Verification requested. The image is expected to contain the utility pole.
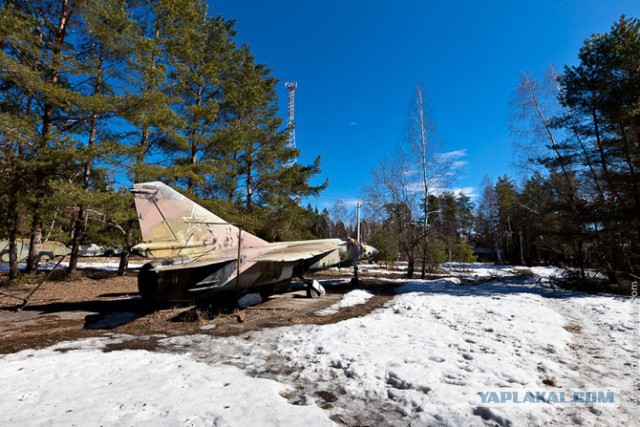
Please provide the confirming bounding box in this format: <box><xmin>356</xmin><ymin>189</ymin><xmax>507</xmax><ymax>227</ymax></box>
<box><xmin>356</xmin><ymin>202</ymin><xmax>361</xmax><ymax>243</ymax></box>
<box><xmin>352</xmin><ymin>201</ymin><xmax>362</xmax><ymax>286</ymax></box>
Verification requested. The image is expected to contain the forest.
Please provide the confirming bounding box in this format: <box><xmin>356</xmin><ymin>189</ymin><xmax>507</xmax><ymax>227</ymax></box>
<box><xmin>480</xmin><ymin>15</ymin><xmax>640</xmax><ymax>285</ymax></box>
<box><xmin>350</xmin><ymin>15</ymin><xmax>639</xmax><ymax>285</ymax></box>
<box><xmin>0</xmin><ymin>1</ymin><xmax>638</xmax><ymax>286</ymax></box>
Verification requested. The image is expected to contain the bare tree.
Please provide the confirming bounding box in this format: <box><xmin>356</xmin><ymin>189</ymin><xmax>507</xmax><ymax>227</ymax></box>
<box><xmin>509</xmin><ymin>70</ymin><xmax>596</xmax><ymax>277</ymax></box>
<box><xmin>406</xmin><ymin>84</ymin><xmax>451</xmax><ymax>277</ymax></box>
<box><xmin>510</xmin><ymin>70</ymin><xmax>563</xmax><ymax>174</ymax></box>
<box><xmin>364</xmin><ymin>149</ymin><xmax>419</xmax><ymax>277</ymax></box>
<box><xmin>475</xmin><ymin>175</ymin><xmax>502</xmax><ymax>264</ymax></box>
<box><xmin>331</xmin><ymin>200</ymin><xmax>350</xmax><ymax>237</ymax></box>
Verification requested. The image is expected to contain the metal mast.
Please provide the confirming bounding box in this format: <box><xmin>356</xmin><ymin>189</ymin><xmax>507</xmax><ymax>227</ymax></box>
<box><xmin>285</xmin><ymin>81</ymin><xmax>297</xmax><ymax>163</ymax></box>
<box><xmin>356</xmin><ymin>202</ymin><xmax>361</xmax><ymax>243</ymax></box>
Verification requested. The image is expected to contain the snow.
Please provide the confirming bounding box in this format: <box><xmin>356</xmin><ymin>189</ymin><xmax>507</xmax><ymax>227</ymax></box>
<box><xmin>361</xmin><ymin>262</ymin><xmax>567</xmax><ymax>280</ymax></box>
<box><xmin>0</xmin><ymin>349</ymin><xmax>332</xmax><ymax>427</ymax></box>
<box><xmin>315</xmin><ymin>289</ymin><xmax>374</xmax><ymax>316</ymax></box>
<box><xmin>0</xmin><ymin>260</ymin><xmax>144</xmax><ymax>272</ymax></box>
<box><xmin>1</xmin><ymin>264</ymin><xmax>638</xmax><ymax>426</ymax></box>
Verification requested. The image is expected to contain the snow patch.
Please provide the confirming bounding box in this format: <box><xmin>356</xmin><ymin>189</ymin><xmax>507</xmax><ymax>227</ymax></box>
<box><xmin>0</xmin><ymin>350</ymin><xmax>332</xmax><ymax>426</ymax></box>
<box><xmin>1</xmin><ymin>266</ymin><xmax>637</xmax><ymax>426</ymax></box>
<box><xmin>0</xmin><ymin>261</ymin><xmax>143</xmax><ymax>272</ymax></box>
<box><xmin>315</xmin><ymin>289</ymin><xmax>374</xmax><ymax>316</ymax></box>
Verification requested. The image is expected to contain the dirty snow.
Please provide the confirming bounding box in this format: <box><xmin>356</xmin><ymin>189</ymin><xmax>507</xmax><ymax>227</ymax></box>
<box><xmin>1</xmin><ymin>265</ymin><xmax>638</xmax><ymax>426</ymax></box>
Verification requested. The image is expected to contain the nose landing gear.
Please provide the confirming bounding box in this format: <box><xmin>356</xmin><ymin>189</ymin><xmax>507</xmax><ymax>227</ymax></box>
<box><xmin>304</xmin><ymin>279</ymin><xmax>326</xmax><ymax>298</ymax></box>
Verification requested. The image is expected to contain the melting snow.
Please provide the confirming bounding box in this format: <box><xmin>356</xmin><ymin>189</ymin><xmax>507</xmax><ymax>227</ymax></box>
<box><xmin>1</xmin><ymin>265</ymin><xmax>638</xmax><ymax>426</ymax></box>
<box><xmin>315</xmin><ymin>289</ymin><xmax>374</xmax><ymax>316</ymax></box>
<box><xmin>0</xmin><ymin>260</ymin><xmax>144</xmax><ymax>273</ymax></box>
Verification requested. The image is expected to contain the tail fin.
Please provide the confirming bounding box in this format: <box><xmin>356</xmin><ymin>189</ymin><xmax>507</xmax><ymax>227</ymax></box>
<box><xmin>131</xmin><ymin>182</ymin><xmax>267</xmax><ymax>257</ymax></box>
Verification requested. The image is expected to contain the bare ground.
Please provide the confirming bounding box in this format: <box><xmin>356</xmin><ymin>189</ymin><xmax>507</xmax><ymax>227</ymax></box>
<box><xmin>0</xmin><ymin>262</ymin><xmax>399</xmax><ymax>355</ymax></box>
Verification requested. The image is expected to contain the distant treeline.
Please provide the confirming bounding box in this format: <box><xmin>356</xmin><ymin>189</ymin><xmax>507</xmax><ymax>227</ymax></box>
<box><xmin>360</xmin><ymin>16</ymin><xmax>639</xmax><ymax>284</ymax></box>
<box><xmin>501</xmin><ymin>16</ymin><xmax>639</xmax><ymax>283</ymax></box>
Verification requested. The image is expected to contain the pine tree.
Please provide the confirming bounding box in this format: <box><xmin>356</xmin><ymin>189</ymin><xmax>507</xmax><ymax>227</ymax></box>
<box><xmin>494</xmin><ymin>176</ymin><xmax>519</xmax><ymax>264</ymax></box>
<box><xmin>114</xmin><ymin>0</ymin><xmax>205</xmax><ymax>273</ymax></box>
<box><xmin>518</xmin><ymin>173</ymin><xmax>552</xmax><ymax>265</ymax></box>
<box><xmin>160</xmin><ymin>10</ymin><xmax>236</xmax><ymax>192</ymax></box>
<box><xmin>0</xmin><ymin>1</ymin><xmax>39</xmax><ymax>278</ymax></box>
<box><xmin>196</xmin><ymin>43</ymin><xmax>327</xmax><ymax>238</ymax></box>
<box><xmin>66</xmin><ymin>0</ymin><xmax>139</xmax><ymax>273</ymax></box>
<box><xmin>0</xmin><ymin>0</ymin><xmax>90</xmax><ymax>273</ymax></box>
<box><xmin>557</xmin><ymin>15</ymin><xmax>640</xmax><ymax>277</ymax></box>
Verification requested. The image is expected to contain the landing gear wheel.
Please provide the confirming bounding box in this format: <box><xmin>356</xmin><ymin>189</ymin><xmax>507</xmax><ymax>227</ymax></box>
<box><xmin>307</xmin><ymin>286</ymin><xmax>322</xmax><ymax>299</ymax></box>
<box><xmin>305</xmin><ymin>279</ymin><xmax>326</xmax><ymax>299</ymax></box>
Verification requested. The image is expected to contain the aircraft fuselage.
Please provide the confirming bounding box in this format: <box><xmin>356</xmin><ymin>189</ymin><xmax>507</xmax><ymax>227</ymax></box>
<box><xmin>131</xmin><ymin>182</ymin><xmax>377</xmax><ymax>304</ymax></box>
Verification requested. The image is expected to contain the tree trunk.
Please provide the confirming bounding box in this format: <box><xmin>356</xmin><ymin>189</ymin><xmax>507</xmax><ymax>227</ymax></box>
<box><xmin>187</xmin><ymin>86</ymin><xmax>203</xmax><ymax>191</ymax></box>
<box><xmin>406</xmin><ymin>253</ymin><xmax>414</xmax><ymax>278</ymax></box>
<box><xmin>519</xmin><ymin>229</ymin><xmax>525</xmax><ymax>265</ymax></box>
<box><xmin>27</xmin><ymin>0</ymin><xmax>72</xmax><ymax>274</ymax></box>
<box><xmin>246</xmin><ymin>159</ymin><xmax>253</xmax><ymax>211</ymax></box>
<box><xmin>7</xmin><ymin>192</ymin><xmax>20</xmax><ymax>280</ymax></box>
<box><xmin>67</xmin><ymin>207</ymin><xmax>84</xmax><ymax>274</ymax></box>
<box><xmin>117</xmin><ymin>218</ymin><xmax>135</xmax><ymax>276</ymax></box>
<box><xmin>68</xmin><ymin>43</ymin><xmax>104</xmax><ymax>274</ymax></box>
<box><xmin>420</xmin><ymin>241</ymin><xmax>427</xmax><ymax>278</ymax></box>
<box><xmin>26</xmin><ymin>218</ymin><xmax>42</xmax><ymax>273</ymax></box>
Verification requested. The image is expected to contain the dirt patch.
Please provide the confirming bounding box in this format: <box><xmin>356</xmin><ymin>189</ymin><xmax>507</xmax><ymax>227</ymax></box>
<box><xmin>563</xmin><ymin>325</ymin><xmax>582</xmax><ymax>334</ymax></box>
<box><xmin>103</xmin><ymin>336</ymin><xmax>164</xmax><ymax>353</ymax></box>
<box><xmin>0</xmin><ymin>269</ymin><xmax>398</xmax><ymax>354</ymax></box>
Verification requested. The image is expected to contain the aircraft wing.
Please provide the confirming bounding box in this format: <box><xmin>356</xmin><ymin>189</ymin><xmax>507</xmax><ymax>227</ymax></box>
<box><xmin>250</xmin><ymin>242</ymin><xmax>341</xmax><ymax>263</ymax></box>
<box><xmin>154</xmin><ymin>254</ymin><xmax>238</xmax><ymax>271</ymax></box>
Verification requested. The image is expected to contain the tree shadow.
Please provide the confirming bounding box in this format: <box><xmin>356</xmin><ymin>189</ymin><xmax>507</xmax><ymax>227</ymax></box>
<box><xmin>20</xmin><ymin>297</ymin><xmax>153</xmax><ymax>329</ymax></box>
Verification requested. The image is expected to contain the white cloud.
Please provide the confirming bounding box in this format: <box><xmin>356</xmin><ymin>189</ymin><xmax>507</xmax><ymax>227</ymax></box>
<box><xmin>437</xmin><ymin>149</ymin><xmax>468</xmax><ymax>162</ymax></box>
<box><xmin>406</xmin><ymin>180</ymin><xmax>477</xmax><ymax>200</ymax></box>
<box><xmin>451</xmin><ymin>160</ymin><xmax>467</xmax><ymax>169</ymax></box>
<box><xmin>449</xmin><ymin>186</ymin><xmax>477</xmax><ymax>199</ymax></box>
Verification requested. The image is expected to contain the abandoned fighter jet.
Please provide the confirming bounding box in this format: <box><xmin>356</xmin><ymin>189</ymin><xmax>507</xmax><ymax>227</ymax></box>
<box><xmin>131</xmin><ymin>182</ymin><xmax>378</xmax><ymax>304</ymax></box>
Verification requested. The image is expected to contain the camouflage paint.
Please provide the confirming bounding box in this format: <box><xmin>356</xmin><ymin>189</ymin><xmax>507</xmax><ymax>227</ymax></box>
<box><xmin>0</xmin><ymin>239</ymin><xmax>71</xmax><ymax>262</ymax></box>
<box><xmin>131</xmin><ymin>182</ymin><xmax>378</xmax><ymax>303</ymax></box>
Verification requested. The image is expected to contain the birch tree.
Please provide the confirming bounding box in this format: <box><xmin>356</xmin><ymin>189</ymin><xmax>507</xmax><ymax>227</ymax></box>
<box><xmin>406</xmin><ymin>84</ymin><xmax>451</xmax><ymax>277</ymax></box>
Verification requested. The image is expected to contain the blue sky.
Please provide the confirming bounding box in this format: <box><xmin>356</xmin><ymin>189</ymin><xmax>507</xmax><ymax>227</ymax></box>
<box><xmin>211</xmin><ymin>0</ymin><xmax>640</xmax><ymax>209</ymax></box>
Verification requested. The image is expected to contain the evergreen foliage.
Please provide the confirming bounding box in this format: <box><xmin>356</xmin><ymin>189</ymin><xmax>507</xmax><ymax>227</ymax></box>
<box><xmin>2</xmin><ymin>6</ymin><xmax>637</xmax><ymax>286</ymax></box>
<box><xmin>506</xmin><ymin>15</ymin><xmax>640</xmax><ymax>281</ymax></box>
<box><xmin>0</xmin><ymin>0</ymin><xmax>326</xmax><ymax>280</ymax></box>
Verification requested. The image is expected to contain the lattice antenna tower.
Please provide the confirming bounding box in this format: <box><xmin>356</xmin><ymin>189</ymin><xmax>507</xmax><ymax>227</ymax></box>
<box><xmin>285</xmin><ymin>81</ymin><xmax>297</xmax><ymax>163</ymax></box>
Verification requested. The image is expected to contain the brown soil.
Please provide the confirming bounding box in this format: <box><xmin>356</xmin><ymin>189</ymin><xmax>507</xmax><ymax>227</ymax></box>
<box><xmin>0</xmin><ymin>262</ymin><xmax>400</xmax><ymax>355</ymax></box>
